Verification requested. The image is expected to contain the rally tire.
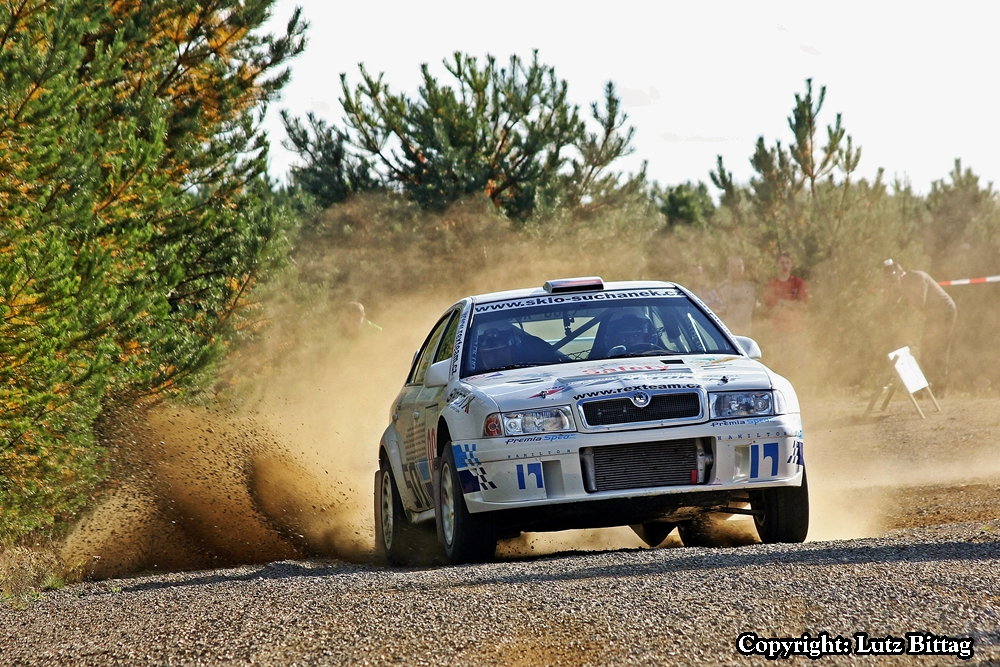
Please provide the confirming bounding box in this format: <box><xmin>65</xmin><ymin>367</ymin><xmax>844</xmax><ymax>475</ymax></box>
<box><xmin>630</xmin><ymin>522</ymin><xmax>676</xmax><ymax>548</ymax></box>
<box><xmin>435</xmin><ymin>443</ymin><xmax>497</xmax><ymax>564</ymax></box>
<box><xmin>751</xmin><ymin>468</ymin><xmax>810</xmax><ymax>544</ymax></box>
<box><xmin>374</xmin><ymin>454</ymin><xmax>421</xmax><ymax>566</ymax></box>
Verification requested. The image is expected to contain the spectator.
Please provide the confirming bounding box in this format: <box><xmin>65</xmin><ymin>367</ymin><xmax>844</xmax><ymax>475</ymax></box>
<box><xmin>764</xmin><ymin>252</ymin><xmax>809</xmax><ymax>332</ymax></box>
<box><xmin>760</xmin><ymin>253</ymin><xmax>810</xmax><ymax>381</ymax></box>
<box><xmin>339</xmin><ymin>301</ymin><xmax>382</xmax><ymax>339</ymax></box>
<box><xmin>684</xmin><ymin>264</ymin><xmax>724</xmax><ymax>313</ymax></box>
<box><xmin>715</xmin><ymin>256</ymin><xmax>756</xmax><ymax>336</ymax></box>
<box><xmin>884</xmin><ymin>259</ymin><xmax>957</xmax><ymax>396</ymax></box>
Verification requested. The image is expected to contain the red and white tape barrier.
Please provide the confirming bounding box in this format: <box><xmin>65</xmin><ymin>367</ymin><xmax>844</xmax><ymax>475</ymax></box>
<box><xmin>937</xmin><ymin>275</ymin><xmax>1000</xmax><ymax>286</ymax></box>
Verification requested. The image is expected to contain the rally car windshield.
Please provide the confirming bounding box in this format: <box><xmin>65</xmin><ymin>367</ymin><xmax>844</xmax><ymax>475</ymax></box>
<box><xmin>461</xmin><ymin>290</ymin><xmax>738</xmax><ymax>377</ymax></box>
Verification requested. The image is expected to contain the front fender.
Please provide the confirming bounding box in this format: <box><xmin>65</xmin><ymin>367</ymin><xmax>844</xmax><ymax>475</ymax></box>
<box><xmin>440</xmin><ymin>382</ymin><xmax>499</xmax><ymax>441</ymax></box>
<box><xmin>378</xmin><ymin>423</ymin><xmax>411</xmax><ymax>508</ymax></box>
<box><xmin>767</xmin><ymin>370</ymin><xmax>801</xmax><ymax>414</ymax></box>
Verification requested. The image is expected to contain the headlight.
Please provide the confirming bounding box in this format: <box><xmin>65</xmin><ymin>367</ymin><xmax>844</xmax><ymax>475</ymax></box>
<box><xmin>489</xmin><ymin>407</ymin><xmax>575</xmax><ymax>436</ymax></box>
<box><xmin>709</xmin><ymin>391</ymin><xmax>774</xmax><ymax>420</ymax></box>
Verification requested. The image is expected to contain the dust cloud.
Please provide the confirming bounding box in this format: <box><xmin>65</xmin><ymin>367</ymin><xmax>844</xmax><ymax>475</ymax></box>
<box><xmin>804</xmin><ymin>396</ymin><xmax>1000</xmax><ymax>541</ymax></box>
<box><xmin>62</xmin><ymin>410</ymin><xmax>295</xmax><ymax>578</ymax></box>
<box><xmin>62</xmin><ymin>293</ymin><xmax>454</xmax><ymax>576</ymax></box>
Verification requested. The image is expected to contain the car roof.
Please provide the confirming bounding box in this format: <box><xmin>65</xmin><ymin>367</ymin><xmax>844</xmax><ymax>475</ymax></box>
<box><xmin>470</xmin><ymin>279</ymin><xmax>682</xmax><ymax>304</ymax></box>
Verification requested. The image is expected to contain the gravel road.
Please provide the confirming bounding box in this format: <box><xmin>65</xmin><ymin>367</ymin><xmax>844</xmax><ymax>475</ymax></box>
<box><xmin>7</xmin><ymin>397</ymin><xmax>1000</xmax><ymax>666</ymax></box>
<box><xmin>3</xmin><ymin>520</ymin><xmax>999</xmax><ymax>666</ymax></box>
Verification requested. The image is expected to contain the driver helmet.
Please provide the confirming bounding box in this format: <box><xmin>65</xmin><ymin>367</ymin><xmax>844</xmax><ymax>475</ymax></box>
<box><xmin>607</xmin><ymin>314</ymin><xmax>657</xmax><ymax>349</ymax></box>
<box><xmin>478</xmin><ymin>326</ymin><xmax>519</xmax><ymax>369</ymax></box>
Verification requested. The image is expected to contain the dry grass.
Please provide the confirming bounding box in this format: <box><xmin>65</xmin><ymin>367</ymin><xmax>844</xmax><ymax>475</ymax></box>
<box><xmin>0</xmin><ymin>546</ymin><xmax>85</xmax><ymax>608</ymax></box>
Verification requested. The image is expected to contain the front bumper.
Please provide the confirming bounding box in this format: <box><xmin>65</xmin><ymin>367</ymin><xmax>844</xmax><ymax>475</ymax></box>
<box><xmin>451</xmin><ymin>414</ymin><xmax>805</xmax><ymax>515</ymax></box>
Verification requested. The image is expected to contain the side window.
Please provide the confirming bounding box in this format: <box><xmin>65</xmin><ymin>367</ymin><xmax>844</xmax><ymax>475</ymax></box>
<box><xmin>433</xmin><ymin>309</ymin><xmax>462</xmax><ymax>364</ymax></box>
<box><xmin>408</xmin><ymin>313</ymin><xmax>453</xmax><ymax>385</ymax></box>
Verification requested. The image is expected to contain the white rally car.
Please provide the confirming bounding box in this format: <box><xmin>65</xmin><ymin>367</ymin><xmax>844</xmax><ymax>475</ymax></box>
<box><xmin>375</xmin><ymin>277</ymin><xmax>808</xmax><ymax>564</ymax></box>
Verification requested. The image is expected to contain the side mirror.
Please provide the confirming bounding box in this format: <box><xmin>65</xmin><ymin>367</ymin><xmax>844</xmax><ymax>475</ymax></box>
<box><xmin>733</xmin><ymin>336</ymin><xmax>762</xmax><ymax>360</ymax></box>
<box><xmin>424</xmin><ymin>359</ymin><xmax>451</xmax><ymax>387</ymax></box>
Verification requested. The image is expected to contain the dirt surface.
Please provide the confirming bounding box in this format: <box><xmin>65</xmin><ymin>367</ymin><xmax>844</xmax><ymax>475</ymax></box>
<box><xmin>0</xmin><ymin>394</ymin><xmax>996</xmax><ymax>665</ymax></box>
<box><xmin>2</xmin><ymin>521</ymin><xmax>999</xmax><ymax>666</ymax></box>
<box><xmin>804</xmin><ymin>394</ymin><xmax>1000</xmax><ymax>538</ymax></box>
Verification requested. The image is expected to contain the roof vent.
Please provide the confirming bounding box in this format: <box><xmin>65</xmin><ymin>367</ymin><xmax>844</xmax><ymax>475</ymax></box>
<box><xmin>543</xmin><ymin>277</ymin><xmax>605</xmax><ymax>294</ymax></box>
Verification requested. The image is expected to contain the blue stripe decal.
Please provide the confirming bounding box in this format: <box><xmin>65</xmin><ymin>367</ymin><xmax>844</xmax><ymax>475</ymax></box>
<box><xmin>452</xmin><ymin>443</ymin><xmax>478</xmax><ymax>469</ymax></box>
<box><xmin>458</xmin><ymin>468</ymin><xmax>481</xmax><ymax>494</ymax></box>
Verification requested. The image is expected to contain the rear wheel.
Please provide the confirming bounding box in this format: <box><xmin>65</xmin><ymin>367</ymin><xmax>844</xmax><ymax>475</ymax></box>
<box><xmin>751</xmin><ymin>469</ymin><xmax>810</xmax><ymax>544</ymax></box>
<box><xmin>630</xmin><ymin>522</ymin><xmax>676</xmax><ymax>547</ymax></box>
<box><xmin>436</xmin><ymin>443</ymin><xmax>496</xmax><ymax>564</ymax></box>
<box><xmin>374</xmin><ymin>455</ymin><xmax>422</xmax><ymax>565</ymax></box>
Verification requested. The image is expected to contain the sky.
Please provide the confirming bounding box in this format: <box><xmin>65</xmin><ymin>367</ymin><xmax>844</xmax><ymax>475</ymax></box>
<box><xmin>259</xmin><ymin>1</ymin><xmax>1000</xmax><ymax>195</ymax></box>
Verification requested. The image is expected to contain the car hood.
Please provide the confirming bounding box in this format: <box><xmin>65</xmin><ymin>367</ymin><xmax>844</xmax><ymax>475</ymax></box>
<box><xmin>461</xmin><ymin>355</ymin><xmax>773</xmax><ymax>410</ymax></box>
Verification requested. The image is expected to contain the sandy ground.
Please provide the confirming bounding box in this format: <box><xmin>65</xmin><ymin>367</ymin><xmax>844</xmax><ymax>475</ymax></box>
<box><xmin>805</xmin><ymin>394</ymin><xmax>1000</xmax><ymax>536</ymax></box>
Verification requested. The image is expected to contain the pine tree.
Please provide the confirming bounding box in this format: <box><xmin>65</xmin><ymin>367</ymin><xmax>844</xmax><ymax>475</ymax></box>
<box><xmin>926</xmin><ymin>159</ymin><xmax>994</xmax><ymax>264</ymax></box>
<box><xmin>787</xmin><ymin>78</ymin><xmax>843</xmax><ymax>198</ymax></box>
<box><xmin>280</xmin><ymin>111</ymin><xmax>379</xmax><ymax>209</ymax></box>
<box><xmin>748</xmin><ymin>137</ymin><xmax>799</xmax><ymax>252</ymax></box>
<box><xmin>652</xmin><ymin>181</ymin><xmax>716</xmax><ymax>226</ymax></box>
<box><xmin>0</xmin><ymin>0</ymin><xmax>304</xmax><ymax>539</ymax></box>
<box><xmin>709</xmin><ymin>155</ymin><xmax>743</xmax><ymax>224</ymax></box>
<box><xmin>337</xmin><ymin>51</ymin><xmax>635</xmax><ymax>219</ymax></box>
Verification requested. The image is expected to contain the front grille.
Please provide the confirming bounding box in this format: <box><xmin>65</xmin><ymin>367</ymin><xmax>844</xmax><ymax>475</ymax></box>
<box><xmin>581</xmin><ymin>392</ymin><xmax>701</xmax><ymax>427</ymax></box>
<box><xmin>582</xmin><ymin>439</ymin><xmax>700</xmax><ymax>492</ymax></box>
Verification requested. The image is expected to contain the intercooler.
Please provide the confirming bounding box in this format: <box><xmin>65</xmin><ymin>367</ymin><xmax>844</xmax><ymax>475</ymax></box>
<box><xmin>580</xmin><ymin>438</ymin><xmax>712</xmax><ymax>493</ymax></box>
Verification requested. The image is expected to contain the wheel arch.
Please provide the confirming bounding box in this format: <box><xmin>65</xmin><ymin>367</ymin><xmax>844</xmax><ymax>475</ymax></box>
<box><xmin>379</xmin><ymin>425</ymin><xmax>407</xmax><ymax>494</ymax></box>
<box><xmin>436</xmin><ymin>416</ymin><xmax>453</xmax><ymax>460</ymax></box>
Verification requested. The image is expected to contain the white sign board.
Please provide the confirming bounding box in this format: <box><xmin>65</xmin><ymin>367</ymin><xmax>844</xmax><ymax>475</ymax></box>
<box><xmin>888</xmin><ymin>346</ymin><xmax>929</xmax><ymax>394</ymax></box>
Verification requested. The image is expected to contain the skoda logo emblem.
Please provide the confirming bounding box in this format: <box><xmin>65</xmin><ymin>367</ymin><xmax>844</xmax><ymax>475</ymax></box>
<box><xmin>630</xmin><ymin>391</ymin><xmax>651</xmax><ymax>407</ymax></box>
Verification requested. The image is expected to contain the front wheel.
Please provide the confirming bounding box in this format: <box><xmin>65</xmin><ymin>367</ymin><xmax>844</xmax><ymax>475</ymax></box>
<box><xmin>436</xmin><ymin>443</ymin><xmax>496</xmax><ymax>564</ymax></box>
<box><xmin>750</xmin><ymin>469</ymin><xmax>810</xmax><ymax>544</ymax></box>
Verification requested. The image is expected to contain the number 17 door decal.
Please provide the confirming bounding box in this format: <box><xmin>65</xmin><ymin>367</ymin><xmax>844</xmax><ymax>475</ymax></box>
<box><xmin>750</xmin><ymin>442</ymin><xmax>779</xmax><ymax>479</ymax></box>
<box><xmin>516</xmin><ymin>463</ymin><xmax>543</xmax><ymax>490</ymax></box>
